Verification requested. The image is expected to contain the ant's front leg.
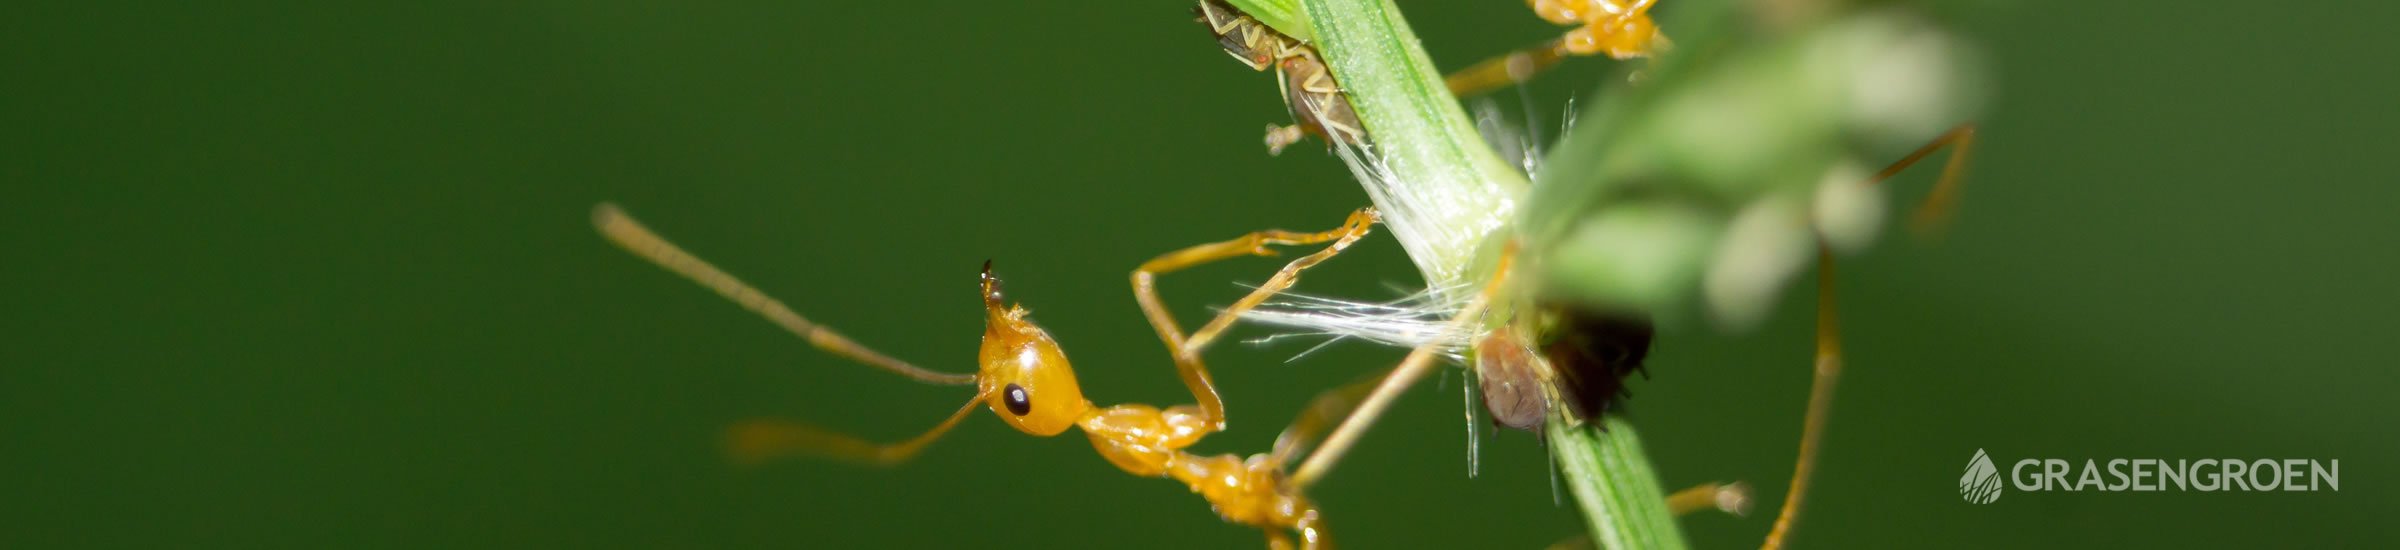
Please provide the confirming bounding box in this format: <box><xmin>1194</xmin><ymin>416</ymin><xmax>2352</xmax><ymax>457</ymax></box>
<box><xmin>1130</xmin><ymin>207</ymin><xmax>1380</xmax><ymax>430</ymax></box>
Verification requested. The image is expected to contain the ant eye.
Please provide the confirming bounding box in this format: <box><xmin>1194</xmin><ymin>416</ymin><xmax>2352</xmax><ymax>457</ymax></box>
<box><xmin>1002</xmin><ymin>383</ymin><xmax>1032</xmax><ymax>416</ymax></box>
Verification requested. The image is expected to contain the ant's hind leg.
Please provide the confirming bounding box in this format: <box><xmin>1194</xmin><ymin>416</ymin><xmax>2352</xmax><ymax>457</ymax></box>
<box><xmin>1760</xmin><ymin>247</ymin><xmax>1842</xmax><ymax>550</ymax></box>
<box><xmin>1761</xmin><ymin>125</ymin><xmax>1973</xmax><ymax>547</ymax></box>
<box><xmin>1131</xmin><ymin>207</ymin><xmax>1379</xmax><ymax>429</ymax></box>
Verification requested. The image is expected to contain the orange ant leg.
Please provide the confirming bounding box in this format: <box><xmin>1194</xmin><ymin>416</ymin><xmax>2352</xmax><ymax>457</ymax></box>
<box><xmin>1291</xmin><ymin>291</ymin><xmax>1491</xmax><ymax>488</ymax></box>
<box><xmin>1448</xmin><ymin>0</ymin><xmax>1667</xmax><ymax>99</ymax></box>
<box><xmin>1878</xmin><ymin>124</ymin><xmax>1979</xmax><ymax>234</ymax></box>
<box><xmin>1268</xmin><ymin>370</ymin><xmax>1387</xmax><ymax>466</ymax></box>
<box><xmin>592</xmin><ymin>204</ymin><xmax>975</xmax><ymax>386</ymax></box>
<box><xmin>1291</xmin><ymin>249</ymin><xmax>1515</xmax><ymax>488</ymax></box>
<box><xmin>1262</xmin><ymin>515</ymin><xmax>1333</xmax><ymax>550</ymax></box>
<box><xmin>1183</xmin><ymin>208</ymin><xmax>1379</xmax><ymax>354</ymax></box>
<box><xmin>1443</xmin><ymin>40</ymin><xmax>1569</xmax><ymax>99</ymax></box>
<box><xmin>1762</xmin><ymin>124</ymin><xmax>1977</xmax><ymax>548</ymax></box>
<box><xmin>1760</xmin><ymin>245</ymin><xmax>1840</xmax><ymax>550</ymax></box>
<box><xmin>725</xmin><ymin>394</ymin><xmax>985</xmax><ymax>466</ymax></box>
<box><xmin>1132</xmin><ymin>208</ymin><xmax>1379</xmax><ymax>429</ymax></box>
<box><xmin>1665</xmin><ymin>481</ymin><xmax>1753</xmax><ymax>517</ymax></box>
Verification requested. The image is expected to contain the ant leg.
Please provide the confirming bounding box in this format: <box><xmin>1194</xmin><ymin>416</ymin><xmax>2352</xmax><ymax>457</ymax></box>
<box><xmin>1269</xmin><ymin>369</ymin><xmax>1387</xmax><ymax>466</ymax></box>
<box><xmin>1546</xmin><ymin>475</ymin><xmax>1743</xmax><ymax>544</ymax></box>
<box><xmin>1443</xmin><ymin>39</ymin><xmax>1568</xmax><ymax>99</ymax></box>
<box><xmin>1665</xmin><ymin>481</ymin><xmax>1753</xmax><ymax>517</ymax></box>
<box><xmin>724</xmin><ymin>394</ymin><xmax>985</xmax><ymax>466</ymax></box>
<box><xmin>1760</xmin><ymin>246</ymin><xmax>1840</xmax><ymax>550</ymax></box>
<box><xmin>1875</xmin><ymin>124</ymin><xmax>1979</xmax><ymax>233</ymax></box>
<box><xmin>1183</xmin><ymin>208</ymin><xmax>1379</xmax><ymax>354</ymax></box>
<box><xmin>1291</xmin><ymin>249</ymin><xmax>1513</xmax><ymax>488</ymax></box>
<box><xmin>1762</xmin><ymin>125</ymin><xmax>1973</xmax><ymax>547</ymax></box>
<box><xmin>1289</xmin><ymin>294</ymin><xmax>1487</xmax><ymax>488</ymax></box>
<box><xmin>1294</xmin><ymin>512</ymin><xmax>1331</xmax><ymax>550</ymax></box>
<box><xmin>1448</xmin><ymin>0</ymin><xmax>1666</xmax><ymax>98</ymax></box>
<box><xmin>1132</xmin><ymin>207</ymin><xmax>1379</xmax><ymax>430</ymax></box>
<box><xmin>593</xmin><ymin>203</ymin><xmax>976</xmax><ymax>385</ymax></box>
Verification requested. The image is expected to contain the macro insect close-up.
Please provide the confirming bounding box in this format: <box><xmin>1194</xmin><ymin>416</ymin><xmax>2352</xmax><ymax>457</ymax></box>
<box><xmin>8</xmin><ymin>0</ymin><xmax>2394</xmax><ymax>548</ymax></box>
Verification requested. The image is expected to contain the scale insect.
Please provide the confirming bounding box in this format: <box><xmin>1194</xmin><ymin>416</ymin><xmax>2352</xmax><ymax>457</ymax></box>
<box><xmin>1195</xmin><ymin>0</ymin><xmax>1365</xmax><ymax>155</ymax></box>
<box><xmin>594</xmin><ymin>202</ymin><xmax>1425</xmax><ymax>548</ymax></box>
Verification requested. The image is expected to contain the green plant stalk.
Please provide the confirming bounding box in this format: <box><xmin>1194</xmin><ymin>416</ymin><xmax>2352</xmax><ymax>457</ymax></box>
<box><xmin>1300</xmin><ymin>0</ymin><xmax>1526</xmax><ymax>296</ymax></box>
<box><xmin>1550</xmin><ymin>416</ymin><xmax>1691</xmax><ymax>550</ymax></box>
<box><xmin>1292</xmin><ymin>0</ymin><xmax>1685</xmax><ymax>546</ymax></box>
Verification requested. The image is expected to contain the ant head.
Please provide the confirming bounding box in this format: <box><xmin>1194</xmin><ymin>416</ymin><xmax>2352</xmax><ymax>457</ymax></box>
<box><xmin>974</xmin><ymin>261</ymin><xmax>1092</xmax><ymax>436</ymax></box>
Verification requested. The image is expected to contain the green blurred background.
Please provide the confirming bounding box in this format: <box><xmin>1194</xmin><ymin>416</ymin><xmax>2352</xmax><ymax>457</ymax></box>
<box><xmin>5</xmin><ymin>1</ymin><xmax>2395</xmax><ymax>548</ymax></box>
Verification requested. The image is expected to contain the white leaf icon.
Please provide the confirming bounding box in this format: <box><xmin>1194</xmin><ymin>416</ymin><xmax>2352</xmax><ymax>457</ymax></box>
<box><xmin>1960</xmin><ymin>448</ymin><xmax>2003</xmax><ymax>504</ymax></box>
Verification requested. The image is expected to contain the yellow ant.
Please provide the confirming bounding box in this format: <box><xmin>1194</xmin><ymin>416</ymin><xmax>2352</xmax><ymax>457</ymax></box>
<box><xmin>594</xmin><ymin>202</ymin><xmax>1388</xmax><ymax>548</ymax></box>
<box><xmin>593</xmin><ymin>194</ymin><xmax>1796</xmax><ymax>546</ymax></box>
<box><xmin>1446</xmin><ymin>0</ymin><xmax>1670</xmax><ymax>98</ymax></box>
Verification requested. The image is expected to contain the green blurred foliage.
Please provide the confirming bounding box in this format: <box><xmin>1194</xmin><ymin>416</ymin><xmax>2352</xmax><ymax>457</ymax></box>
<box><xmin>2</xmin><ymin>1</ymin><xmax>2395</xmax><ymax>548</ymax></box>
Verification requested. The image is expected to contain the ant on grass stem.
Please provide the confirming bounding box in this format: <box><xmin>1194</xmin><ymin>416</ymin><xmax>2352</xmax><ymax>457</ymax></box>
<box><xmin>598</xmin><ymin>204</ymin><xmax>1392</xmax><ymax>548</ymax></box>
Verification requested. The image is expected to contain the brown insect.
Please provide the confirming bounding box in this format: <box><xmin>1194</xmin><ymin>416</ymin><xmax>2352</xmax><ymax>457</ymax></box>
<box><xmin>1473</xmin><ymin>307</ymin><xmax>1653</xmax><ymax>432</ymax></box>
<box><xmin>1195</xmin><ymin>0</ymin><xmax>1366</xmax><ymax>155</ymax></box>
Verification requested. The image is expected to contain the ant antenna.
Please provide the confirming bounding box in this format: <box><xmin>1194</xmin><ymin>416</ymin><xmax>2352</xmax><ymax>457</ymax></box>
<box><xmin>592</xmin><ymin>203</ymin><xmax>976</xmax><ymax>385</ymax></box>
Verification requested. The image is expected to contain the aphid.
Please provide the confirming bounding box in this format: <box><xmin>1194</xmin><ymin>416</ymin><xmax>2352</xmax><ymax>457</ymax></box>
<box><xmin>1445</xmin><ymin>0</ymin><xmax>1670</xmax><ymax>98</ymax></box>
<box><xmin>592</xmin><ymin>202</ymin><xmax>1385</xmax><ymax>548</ymax></box>
<box><xmin>1195</xmin><ymin>0</ymin><xmax>1365</xmax><ymax>155</ymax></box>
